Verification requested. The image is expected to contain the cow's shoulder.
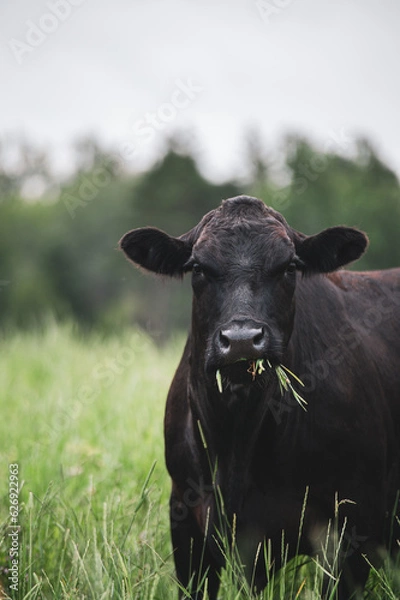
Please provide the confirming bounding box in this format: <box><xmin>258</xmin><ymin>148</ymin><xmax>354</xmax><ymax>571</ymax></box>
<box><xmin>296</xmin><ymin>267</ymin><xmax>400</xmax><ymax>312</ymax></box>
<box><xmin>164</xmin><ymin>336</ymin><xmax>197</xmax><ymax>482</ymax></box>
<box><xmin>292</xmin><ymin>267</ymin><xmax>400</xmax><ymax>407</ymax></box>
<box><xmin>329</xmin><ymin>266</ymin><xmax>400</xmax><ymax>294</ymax></box>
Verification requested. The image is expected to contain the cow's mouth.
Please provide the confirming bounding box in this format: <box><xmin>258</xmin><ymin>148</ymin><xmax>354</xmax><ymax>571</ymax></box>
<box><xmin>215</xmin><ymin>358</ymin><xmax>274</xmax><ymax>392</ymax></box>
<box><xmin>214</xmin><ymin>359</ymin><xmax>307</xmax><ymax>410</ymax></box>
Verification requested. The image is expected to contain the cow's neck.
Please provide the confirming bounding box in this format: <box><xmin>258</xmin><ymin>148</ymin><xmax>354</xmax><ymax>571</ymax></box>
<box><xmin>187</xmin><ymin>361</ymin><xmax>281</xmax><ymax>517</ymax></box>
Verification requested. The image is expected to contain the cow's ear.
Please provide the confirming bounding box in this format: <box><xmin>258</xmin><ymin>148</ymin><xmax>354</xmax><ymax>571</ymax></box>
<box><xmin>294</xmin><ymin>226</ymin><xmax>368</xmax><ymax>274</ymax></box>
<box><xmin>119</xmin><ymin>227</ymin><xmax>193</xmax><ymax>277</ymax></box>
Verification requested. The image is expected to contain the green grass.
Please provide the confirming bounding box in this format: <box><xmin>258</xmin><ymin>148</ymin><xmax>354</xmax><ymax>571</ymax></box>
<box><xmin>0</xmin><ymin>323</ymin><xmax>399</xmax><ymax>599</ymax></box>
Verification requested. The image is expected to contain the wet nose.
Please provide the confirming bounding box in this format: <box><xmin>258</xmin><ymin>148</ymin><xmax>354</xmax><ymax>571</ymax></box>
<box><xmin>216</xmin><ymin>322</ymin><xmax>268</xmax><ymax>362</ymax></box>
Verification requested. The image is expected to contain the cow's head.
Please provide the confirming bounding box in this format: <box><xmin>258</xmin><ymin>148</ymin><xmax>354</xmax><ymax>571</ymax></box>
<box><xmin>120</xmin><ymin>196</ymin><xmax>368</xmax><ymax>388</ymax></box>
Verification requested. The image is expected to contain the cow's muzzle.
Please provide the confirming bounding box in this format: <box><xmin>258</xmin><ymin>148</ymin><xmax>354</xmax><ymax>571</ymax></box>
<box><xmin>214</xmin><ymin>320</ymin><xmax>269</xmax><ymax>365</ymax></box>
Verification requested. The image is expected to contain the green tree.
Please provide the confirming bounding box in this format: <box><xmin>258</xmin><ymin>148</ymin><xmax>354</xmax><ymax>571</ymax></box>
<box><xmin>255</xmin><ymin>136</ymin><xmax>400</xmax><ymax>270</ymax></box>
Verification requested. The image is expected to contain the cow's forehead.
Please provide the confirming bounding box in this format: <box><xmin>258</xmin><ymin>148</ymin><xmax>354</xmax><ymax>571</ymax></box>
<box><xmin>188</xmin><ymin>196</ymin><xmax>296</xmax><ymax>266</ymax></box>
<box><xmin>203</xmin><ymin>197</ymin><xmax>290</xmax><ymax>233</ymax></box>
<box><xmin>217</xmin><ymin>195</ymin><xmax>279</xmax><ymax>220</ymax></box>
<box><xmin>193</xmin><ymin>217</ymin><xmax>294</xmax><ymax>267</ymax></box>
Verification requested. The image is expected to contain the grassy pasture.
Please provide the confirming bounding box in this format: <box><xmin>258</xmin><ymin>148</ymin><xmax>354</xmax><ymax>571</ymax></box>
<box><xmin>0</xmin><ymin>323</ymin><xmax>399</xmax><ymax>599</ymax></box>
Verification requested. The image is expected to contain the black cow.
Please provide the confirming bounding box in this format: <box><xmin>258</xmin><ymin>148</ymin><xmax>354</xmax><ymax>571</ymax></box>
<box><xmin>120</xmin><ymin>196</ymin><xmax>400</xmax><ymax>599</ymax></box>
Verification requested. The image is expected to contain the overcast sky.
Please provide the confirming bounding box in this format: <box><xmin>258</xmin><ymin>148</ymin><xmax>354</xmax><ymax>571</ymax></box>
<box><xmin>1</xmin><ymin>0</ymin><xmax>399</xmax><ymax>182</ymax></box>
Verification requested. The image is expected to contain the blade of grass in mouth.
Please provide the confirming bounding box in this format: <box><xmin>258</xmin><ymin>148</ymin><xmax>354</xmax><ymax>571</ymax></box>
<box><xmin>216</xmin><ymin>369</ymin><xmax>223</xmax><ymax>394</ymax></box>
<box><xmin>215</xmin><ymin>359</ymin><xmax>307</xmax><ymax>411</ymax></box>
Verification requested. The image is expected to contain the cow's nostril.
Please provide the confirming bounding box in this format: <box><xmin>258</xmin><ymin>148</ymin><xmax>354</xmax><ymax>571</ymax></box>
<box><xmin>253</xmin><ymin>328</ymin><xmax>265</xmax><ymax>347</ymax></box>
<box><xmin>219</xmin><ymin>330</ymin><xmax>231</xmax><ymax>350</ymax></box>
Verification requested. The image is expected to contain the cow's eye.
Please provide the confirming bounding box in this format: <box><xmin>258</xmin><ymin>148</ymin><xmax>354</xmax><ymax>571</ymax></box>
<box><xmin>286</xmin><ymin>262</ymin><xmax>297</xmax><ymax>274</ymax></box>
<box><xmin>192</xmin><ymin>263</ymin><xmax>204</xmax><ymax>276</ymax></box>
<box><xmin>191</xmin><ymin>262</ymin><xmax>219</xmax><ymax>281</ymax></box>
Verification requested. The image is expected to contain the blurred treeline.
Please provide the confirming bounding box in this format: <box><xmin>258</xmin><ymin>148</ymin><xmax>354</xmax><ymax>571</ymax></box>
<box><xmin>1</xmin><ymin>133</ymin><xmax>399</xmax><ymax>338</ymax></box>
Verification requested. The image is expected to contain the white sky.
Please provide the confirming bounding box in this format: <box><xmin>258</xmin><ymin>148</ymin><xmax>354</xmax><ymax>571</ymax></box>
<box><xmin>1</xmin><ymin>0</ymin><xmax>399</xmax><ymax>182</ymax></box>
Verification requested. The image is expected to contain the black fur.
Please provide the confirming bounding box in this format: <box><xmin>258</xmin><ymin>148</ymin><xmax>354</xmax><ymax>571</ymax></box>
<box><xmin>121</xmin><ymin>196</ymin><xmax>400</xmax><ymax>600</ymax></box>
